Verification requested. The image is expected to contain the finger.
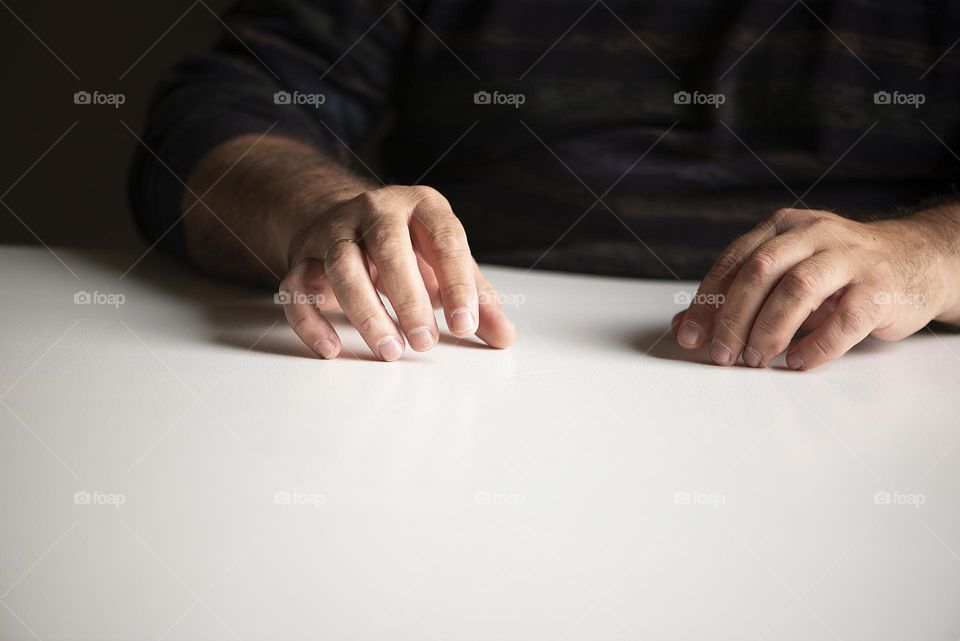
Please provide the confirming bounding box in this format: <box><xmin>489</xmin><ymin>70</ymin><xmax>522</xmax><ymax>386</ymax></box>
<box><xmin>361</xmin><ymin>214</ymin><xmax>439</xmax><ymax>352</ymax></box>
<box><xmin>301</xmin><ymin>267</ymin><xmax>340</xmax><ymax>312</ymax></box>
<box><xmin>677</xmin><ymin>218</ymin><xmax>780</xmax><ymax>349</ymax></box>
<box><xmin>671</xmin><ymin>310</ymin><xmax>685</xmax><ymax>336</ymax></box>
<box><xmin>410</xmin><ymin>188</ymin><xmax>479</xmax><ymax>337</ymax></box>
<box><xmin>785</xmin><ymin>287</ymin><xmax>884</xmax><ymax>370</ymax></box>
<box><xmin>745</xmin><ymin>252</ymin><xmax>854</xmax><ymax>368</ymax></box>
<box><xmin>474</xmin><ymin>264</ymin><xmax>516</xmax><ymax>348</ymax></box>
<box><xmin>710</xmin><ymin>231</ymin><xmax>819</xmax><ymax>366</ymax></box>
<box><xmin>416</xmin><ymin>251</ymin><xmax>443</xmax><ymax>309</ymax></box>
<box><xmin>279</xmin><ymin>258</ymin><xmax>342</xmax><ymax>359</ymax></box>
<box><xmin>799</xmin><ymin>292</ymin><xmax>841</xmax><ymax>332</ymax></box>
<box><xmin>677</xmin><ymin>209</ymin><xmax>812</xmax><ymax>350</ymax></box>
<box><xmin>323</xmin><ymin>238</ymin><xmax>406</xmax><ymax>361</ymax></box>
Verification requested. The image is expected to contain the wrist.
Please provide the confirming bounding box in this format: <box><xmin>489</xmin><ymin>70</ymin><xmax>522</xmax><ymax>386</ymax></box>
<box><xmin>876</xmin><ymin>212</ymin><xmax>960</xmax><ymax>324</ymax></box>
<box><xmin>279</xmin><ymin>164</ymin><xmax>373</xmax><ymax>271</ymax></box>
<box><xmin>281</xmin><ymin>175</ymin><xmax>367</xmax><ymax>271</ymax></box>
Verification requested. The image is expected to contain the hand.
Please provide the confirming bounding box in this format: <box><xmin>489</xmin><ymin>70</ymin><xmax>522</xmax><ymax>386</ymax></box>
<box><xmin>671</xmin><ymin>208</ymin><xmax>955</xmax><ymax>370</ymax></box>
<box><xmin>279</xmin><ymin>185</ymin><xmax>516</xmax><ymax>360</ymax></box>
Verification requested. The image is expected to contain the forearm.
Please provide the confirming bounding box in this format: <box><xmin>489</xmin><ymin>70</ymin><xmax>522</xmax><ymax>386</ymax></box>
<box><xmin>893</xmin><ymin>202</ymin><xmax>960</xmax><ymax>325</ymax></box>
<box><xmin>182</xmin><ymin>134</ymin><xmax>376</xmax><ymax>287</ymax></box>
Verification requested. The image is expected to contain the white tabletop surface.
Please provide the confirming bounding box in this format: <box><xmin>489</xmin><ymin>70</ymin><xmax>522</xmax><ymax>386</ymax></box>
<box><xmin>1</xmin><ymin>245</ymin><xmax>959</xmax><ymax>641</ymax></box>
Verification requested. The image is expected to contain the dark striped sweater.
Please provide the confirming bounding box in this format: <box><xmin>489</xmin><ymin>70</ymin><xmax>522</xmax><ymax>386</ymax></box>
<box><xmin>130</xmin><ymin>0</ymin><xmax>960</xmax><ymax>279</ymax></box>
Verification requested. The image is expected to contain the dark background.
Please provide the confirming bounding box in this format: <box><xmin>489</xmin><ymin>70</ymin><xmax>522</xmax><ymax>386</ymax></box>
<box><xmin>0</xmin><ymin>0</ymin><xmax>233</xmax><ymax>250</ymax></box>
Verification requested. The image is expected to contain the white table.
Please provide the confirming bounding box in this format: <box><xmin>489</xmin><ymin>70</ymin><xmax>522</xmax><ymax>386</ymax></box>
<box><xmin>1</xmin><ymin>246</ymin><xmax>959</xmax><ymax>641</ymax></box>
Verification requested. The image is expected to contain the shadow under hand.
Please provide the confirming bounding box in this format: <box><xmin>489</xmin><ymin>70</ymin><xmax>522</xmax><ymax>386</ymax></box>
<box><xmin>81</xmin><ymin>251</ymin><xmax>385</xmax><ymax>361</ymax></box>
<box><xmin>631</xmin><ymin>325</ymin><xmax>714</xmax><ymax>365</ymax></box>
<box><xmin>630</xmin><ymin>321</ymin><xmax>898</xmax><ymax>370</ymax></box>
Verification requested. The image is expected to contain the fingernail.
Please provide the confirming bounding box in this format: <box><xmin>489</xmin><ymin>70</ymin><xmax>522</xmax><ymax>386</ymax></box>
<box><xmin>377</xmin><ymin>336</ymin><xmax>403</xmax><ymax>361</ymax></box>
<box><xmin>315</xmin><ymin>340</ymin><xmax>337</xmax><ymax>359</ymax></box>
<box><xmin>408</xmin><ymin>326</ymin><xmax>435</xmax><ymax>351</ymax></box>
<box><xmin>450</xmin><ymin>308</ymin><xmax>476</xmax><ymax>334</ymax></box>
<box><xmin>786</xmin><ymin>352</ymin><xmax>804</xmax><ymax>370</ymax></box>
<box><xmin>710</xmin><ymin>340</ymin><xmax>733</xmax><ymax>365</ymax></box>
<box><xmin>743</xmin><ymin>346</ymin><xmax>762</xmax><ymax>368</ymax></box>
<box><xmin>677</xmin><ymin>321</ymin><xmax>702</xmax><ymax>347</ymax></box>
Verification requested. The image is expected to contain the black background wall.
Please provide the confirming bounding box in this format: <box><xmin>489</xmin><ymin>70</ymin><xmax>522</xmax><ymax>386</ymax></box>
<box><xmin>0</xmin><ymin>0</ymin><xmax>232</xmax><ymax>250</ymax></box>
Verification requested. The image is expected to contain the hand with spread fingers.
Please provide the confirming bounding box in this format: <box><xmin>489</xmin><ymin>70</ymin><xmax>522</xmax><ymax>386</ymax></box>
<box><xmin>279</xmin><ymin>185</ymin><xmax>516</xmax><ymax>361</ymax></box>
<box><xmin>181</xmin><ymin>135</ymin><xmax>515</xmax><ymax>363</ymax></box>
<box><xmin>671</xmin><ymin>207</ymin><xmax>960</xmax><ymax>370</ymax></box>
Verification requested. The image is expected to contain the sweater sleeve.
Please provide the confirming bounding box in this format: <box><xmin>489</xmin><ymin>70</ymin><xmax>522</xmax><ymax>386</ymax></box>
<box><xmin>128</xmin><ymin>0</ymin><xmax>412</xmax><ymax>256</ymax></box>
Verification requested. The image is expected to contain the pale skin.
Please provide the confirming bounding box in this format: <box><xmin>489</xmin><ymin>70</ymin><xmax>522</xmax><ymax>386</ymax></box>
<box><xmin>671</xmin><ymin>207</ymin><xmax>960</xmax><ymax>370</ymax></box>
<box><xmin>183</xmin><ymin>134</ymin><xmax>515</xmax><ymax>361</ymax></box>
<box><xmin>184</xmin><ymin>134</ymin><xmax>960</xmax><ymax>369</ymax></box>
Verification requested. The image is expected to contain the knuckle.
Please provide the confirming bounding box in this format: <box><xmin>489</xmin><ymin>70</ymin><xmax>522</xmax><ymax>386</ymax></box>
<box><xmin>352</xmin><ymin>190</ymin><xmax>381</xmax><ymax>214</ymax></box>
<box><xmin>750</xmin><ymin>314</ymin><xmax>780</xmax><ymax>344</ymax></box>
<box><xmin>432</xmin><ymin>223</ymin><xmax>469</xmax><ymax>257</ymax></box>
<box><xmin>442</xmin><ymin>280</ymin><xmax>474</xmax><ymax>304</ymax></box>
<box><xmin>758</xmin><ymin>214</ymin><xmax>782</xmax><ymax>235</ymax></box>
<box><xmin>715</xmin><ymin>313</ymin><xmax>746</xmax><ymax>337</ymax></box>
<box><xmin>805</xmin><ymin>217</ymin><xmax>836</xmax><ymax>235</ymax></box>
<box><xmin>712</xmin><ymin>248</ymin><xmax>746</xmax><ymax>279</ymax></box>
<box><xmin>810</xmin><ymin>335</ymin><xmax>835</xmax><ymax>360</ymax></box>
<box><xmin>324</xmin><ymin>259</ymin><xmax>359</xmax><ymax>292</ymax></box>
<box><xmin>278</xmin><ymin>275</ymin><xmax>297</xmax><ymax>296</ymax></box>
<box><xmin>768</xmin><ymin>209</ymin><xmax>795</xmax><ymax>227</ymax></box>
<box><xmin>287</xmin><ymin>307</ymin><xmax>312</xmax><ymax>331</ymax></box>
<box><xmin>410</xmin><ymin>184</ymin><xmax>446</xmax><ymax>206</ymax></box>
<box><xmin>354</xmin><ymin>309</ymin><xmax>382</xmax><ymax>336</ymax></box>
<box><xmin>368</xmin><ymin>223</ymin><xmax>407</xmax><ymax>256</ymax></box>
<box><xmin>323</xmin><ymin>241</ymin><xmax>353</xmax><ymax>270</ymax></box>
<box><xmin>391</xmin><ymin>295</ymin><xmax>423</xmax><ymax>318</ymax></box>
<box><xmin>837</xmin><ymin>306</ymin><xmax>871</xmax><ymax>336</ymax></box>
<box><xmin>780</xmin><ymin>268</ymin><xmax>821</xmax><ymax>303</ymax></box>
<box><xmin>750</xmin><ymin>306</ymin><xmax>794</xmax><ymax>354</ymax></box>
<box><xmin>742</xmin><ymin>249</ymin><xmax>780</xmax><ymax>282</ymax></box>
